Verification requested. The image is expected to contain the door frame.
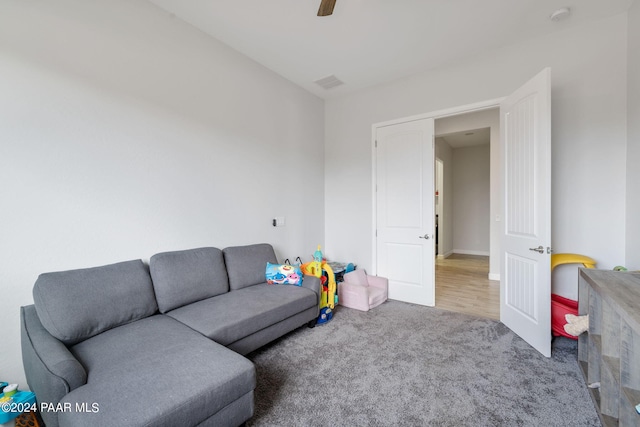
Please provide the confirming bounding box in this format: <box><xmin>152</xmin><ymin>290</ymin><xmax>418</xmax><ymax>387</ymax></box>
<box><xmin>371</xmin><ymin>97</ymin><xmax>504</xmax><ymax>278</ymax></box>
<box><xmin>435</xmin><ymin>157</ymin><xmax>443</xmax><ymax>258</ymax></box>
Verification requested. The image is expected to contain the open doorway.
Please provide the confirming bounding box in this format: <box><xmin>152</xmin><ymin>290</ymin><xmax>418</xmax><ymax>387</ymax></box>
<box><xmin>373</xmin><ymin>69</ymin><xmax>551</xmax><ymax>354</ymax></box>
<box><xmin>433</xmin><ymin>110</ymin><xmax>499</xmax><ymax>319</ymax></box>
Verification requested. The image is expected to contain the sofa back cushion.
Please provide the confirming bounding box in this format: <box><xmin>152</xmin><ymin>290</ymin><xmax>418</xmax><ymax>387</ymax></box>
<box><xmin>33</xmin><ymin>260</ymin><xmax>158</xmax><ymax>345</ymax></box>
<box><xmin>223</xmin><ymin>243</ymin><xmax>278</xmax><ymax>290</ymax></box>
<box><xmin>150</xmin><ymin>247</ymin><xmax>229</xmax><ymax>313</ymax></box>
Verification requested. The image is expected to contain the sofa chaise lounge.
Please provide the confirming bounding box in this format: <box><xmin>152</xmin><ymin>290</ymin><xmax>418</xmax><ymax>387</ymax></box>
<box><xmin>20</xmin><ymin>243</ymin><xmax>320</xmax><ymax>427</ymax></box>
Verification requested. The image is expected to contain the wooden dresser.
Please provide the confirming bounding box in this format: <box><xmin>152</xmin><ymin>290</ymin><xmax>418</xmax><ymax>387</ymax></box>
<box><xmin>578</xmin><ymin>269</ymin><xmax>640</xmax><ymax>427</ymax></box>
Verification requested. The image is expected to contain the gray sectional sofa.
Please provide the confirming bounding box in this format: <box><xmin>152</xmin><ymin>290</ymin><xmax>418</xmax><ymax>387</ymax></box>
<box><xmin>20</xmin><ymin>244</ymin><xmax>320</xmax><ymax>427</ymax></box>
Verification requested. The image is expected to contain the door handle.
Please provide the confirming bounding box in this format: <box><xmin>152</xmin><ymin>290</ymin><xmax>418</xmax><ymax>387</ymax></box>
<box><xmin>419</xmin><ymin>234</ymin><xmax>431</xmax><ymax>239</ymax></box>
<box><xmin>529</xmin><ymin>245</ymin><xmax>544</xmax><ymax>254</ymax></box>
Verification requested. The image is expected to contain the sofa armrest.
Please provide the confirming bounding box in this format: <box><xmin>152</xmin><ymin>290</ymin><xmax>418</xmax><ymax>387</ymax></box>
<box><xmin>367</xmin><ymin>275</ymin><xmax>388</xmax><ymax>291</ymax></box>
<box><xmin>21</xmin><ymin>305</ymin><xmax>87</xmax><ymax>426</ymax></box>
<box><xmin>301</xmin><ymin>275</ymin><xmax>321</xmax><ymax>304</ymax></box>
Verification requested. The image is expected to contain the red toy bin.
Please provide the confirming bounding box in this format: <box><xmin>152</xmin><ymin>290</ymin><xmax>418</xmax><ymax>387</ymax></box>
<box><xmin>551</xmin><ymin>293</ymin><xmax>579</xmax><ymax>340</ymax></box>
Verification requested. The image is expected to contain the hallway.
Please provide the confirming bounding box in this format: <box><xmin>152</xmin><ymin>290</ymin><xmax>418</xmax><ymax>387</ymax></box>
<box><xmin>435</xmin><ymin>254</ymin><xmax>499</xmax><ymax>320</ymax></box>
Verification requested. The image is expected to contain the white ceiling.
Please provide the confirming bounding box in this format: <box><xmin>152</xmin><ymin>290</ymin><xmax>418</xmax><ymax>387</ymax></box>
<box><xmin>438</xmin><ymin>128</ymin><xmax>491</xmax><ymax>149</ymax></box>
<box><xmin>146</xmin><ymin>0</ymin><xmax>633</xmax><ymax>99</ymax></box>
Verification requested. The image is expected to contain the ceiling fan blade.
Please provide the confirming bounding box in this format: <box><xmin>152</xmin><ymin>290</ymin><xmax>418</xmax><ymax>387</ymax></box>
<box><xmin>317</xmin><ymin>0</ymin><xmax>336</xmax><ymax>16</ymax></box>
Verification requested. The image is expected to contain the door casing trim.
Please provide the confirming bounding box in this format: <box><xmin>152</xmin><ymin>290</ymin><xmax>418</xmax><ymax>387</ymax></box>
<box><xmin>371</xmin><ymin>97</ymin><xmax>505</xmax><ymax>276</ymax></box>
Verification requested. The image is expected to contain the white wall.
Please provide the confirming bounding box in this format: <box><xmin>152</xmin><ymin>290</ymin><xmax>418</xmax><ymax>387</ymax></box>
<box><xmin>435</xmin><ymin>138</ymin><xmax>453</xmax><ymax>257</ymax></box>
<box><xmin>626</xmin><ymin>0</ymin><xmax>640</xmax><ymax>269</ymax></box>
<box><xmin>452</xmin><ymin>145</ymin><xmax>491</xmax><ymax>255</ymax></box>
<box><xmin>0</xmin><ymin>0</ymin><xmax>324</xmax><ymax>387</ymax></box>
<box><xmin>325</xmin><ymin>14</ymin><xmax>628</xmax><ymax>291</ymax></box>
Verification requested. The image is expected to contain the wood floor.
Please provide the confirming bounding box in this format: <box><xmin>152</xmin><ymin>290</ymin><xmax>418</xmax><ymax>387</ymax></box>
<box><xmin>435</xmin><ymin>253</ymin><xmax>500</xmax><ymax>320</ymax></box>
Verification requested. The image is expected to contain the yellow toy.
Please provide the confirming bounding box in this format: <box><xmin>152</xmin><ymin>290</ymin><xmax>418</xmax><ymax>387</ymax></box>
<box><xmin>301</xmin><ymin>245</ymin><xmax>336</xmax><ymax>310</ymax></box>
<box><xmin>323</xmin><ymin>263</ymin><xmax>336</xmax><ymax>309</ymax></box>
<box><xmin>301</xmin><ymin>245</ymin><xmax>323</xmax><ymax>278</ymax></box>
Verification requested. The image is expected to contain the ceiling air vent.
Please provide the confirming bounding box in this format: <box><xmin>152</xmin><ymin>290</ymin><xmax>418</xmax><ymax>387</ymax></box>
<box><xmin>314</xmin><ymin>75</ymin><xmax>344</xmax><ymax>90</ymax></box>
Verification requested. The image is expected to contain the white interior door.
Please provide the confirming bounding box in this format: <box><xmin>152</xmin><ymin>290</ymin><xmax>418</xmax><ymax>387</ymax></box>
<box><xmin>376</xmin><ymin>118</ymin><xmax>435</xmax><ymax>306</ymax></box>
<box><xmin>500</xmin><ymin>68</ymin><xmax>552</xmax><ymax>357</ymax></box>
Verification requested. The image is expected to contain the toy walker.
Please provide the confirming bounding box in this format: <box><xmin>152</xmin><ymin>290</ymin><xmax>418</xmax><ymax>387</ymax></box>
<box><xmin>300</xmin><ymin>245</ymin><xmax>336</xmax><ymax>325</ymax></box>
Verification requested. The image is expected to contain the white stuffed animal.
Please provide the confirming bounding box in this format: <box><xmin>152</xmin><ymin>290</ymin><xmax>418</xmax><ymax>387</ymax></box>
<box><xmin>564</xmin><ymin>313</ymin><xmax>589</xmax><ymax>336</ymax></box>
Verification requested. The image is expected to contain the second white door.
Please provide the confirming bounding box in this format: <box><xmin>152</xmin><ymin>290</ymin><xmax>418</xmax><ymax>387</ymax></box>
<box><xmin>376</xmin><ymin>118</ymin><xmax>435</xmax><ymax>306</ymax></box>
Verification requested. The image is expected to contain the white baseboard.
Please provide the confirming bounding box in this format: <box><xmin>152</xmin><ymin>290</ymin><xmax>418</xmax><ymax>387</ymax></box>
<box><xmin>453</xmin><ymin>249</ymin><xmax>490</xmax><ymax>257</ymax></box>
<box><xmin>488</xmin><ymin>273</ymin><xmax>500</xmax><ymax>281</ymax></box>
<box><xmin>437</xmin><ymin>250</ymin><xmax>454</xmax><ymax>259</ymax></box>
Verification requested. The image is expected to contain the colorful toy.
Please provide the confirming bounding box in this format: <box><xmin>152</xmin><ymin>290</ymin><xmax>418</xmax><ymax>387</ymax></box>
<box><xmin>2</xmin><ymin>384</ymin><xmax>17</xmax><ymax>398</ymax></box>
<box><xmin>551</xmin><ymin>253</ymin><xmax>596</xmax><ymax>340</ymax></box>
<box><xmin>323</xmin><ymin>262</ymin><xmax>336</xmax><ymax>307</ymax></box>
<box><xmin>301</xmin><ymin>245</ymin><xmax>324</xmax><ymax>278</ymax></box>
<box><xmin>317</xmin><ymin>307</ymin><xmax>333</xmax><ymax>325</ymax></box>
<box><xmin>0</xmin><ymin>383</ymin><xmax>37</xmax><ymax>425</ymax></box>
<box><xmin>300</xmin><ymin>245</ymin><xmax>337</xmax><ymax>322</ymax></box>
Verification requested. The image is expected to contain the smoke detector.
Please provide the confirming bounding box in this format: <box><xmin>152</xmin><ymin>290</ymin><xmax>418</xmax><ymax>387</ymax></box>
<box><xmin>550</xmin><ymin>7</ymin><xmax>571</xmax><ymax>22</ymax></box>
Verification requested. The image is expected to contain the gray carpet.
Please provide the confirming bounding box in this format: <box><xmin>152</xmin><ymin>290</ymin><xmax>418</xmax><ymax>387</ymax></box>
<box><xmin>247</xmin><ymin>300</ymin><xmax>600</xmax><ymax>426</ymax></box>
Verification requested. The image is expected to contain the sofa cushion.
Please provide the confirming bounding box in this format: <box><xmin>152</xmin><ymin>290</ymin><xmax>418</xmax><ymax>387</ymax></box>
<box><xmin>166</xmin><ymin>283</ymin><xmax>317</xmax><ymax>346</ymax></box>
<box><xmin>223</xmin><ymin>243</ymin><xmax>278</xmax><ymax>290</ymax></box>
<box><xmin>62</xmin><ymin>315</ymin><xmax>255</xmax><ymax>427</ymax></box>
<box><xmin>33</xmin><ymin>260</ymin><xmax>158</xmax><ymax>345</ymax></box>
<box><xmin>150</xmin><ymin>247</ymin><xmax>229</xmax><ymax>313</ymax></box>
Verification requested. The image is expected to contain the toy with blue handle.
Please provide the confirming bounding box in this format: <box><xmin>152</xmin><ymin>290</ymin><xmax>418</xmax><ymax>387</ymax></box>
<box><xmin>0</xmin><ymin>383</ymin><xmax>37</xmax><ymax>425</ymax></box>
<box><xmin>300</xmin><ymin>245</ymin><xmax>337</xmax><ymax>323</ymax></box>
